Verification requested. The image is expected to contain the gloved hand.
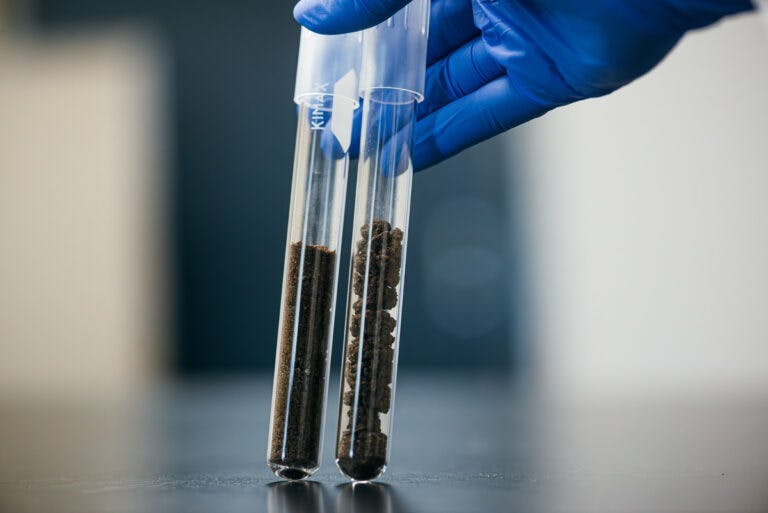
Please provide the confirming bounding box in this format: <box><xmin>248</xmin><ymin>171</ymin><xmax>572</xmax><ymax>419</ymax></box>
<box><xmin>295</xmin><ymin>0</ymin><xmax>754</xmax><ymax>171</ymax></box>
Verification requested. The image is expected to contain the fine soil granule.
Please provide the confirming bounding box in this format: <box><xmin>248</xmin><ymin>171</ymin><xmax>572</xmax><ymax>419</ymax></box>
<box><xmin>269</xmin><ymin>242</ymin><xmax>335</xmax><ymax>478</ymax></box>
<box><xmin>337</xmin><ymin>219</ymin><xmax>404</xmax><ymax>480</ymax></box>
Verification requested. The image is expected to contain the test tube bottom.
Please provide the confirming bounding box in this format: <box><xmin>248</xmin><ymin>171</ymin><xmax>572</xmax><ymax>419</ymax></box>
<box><xmin>337</xmin><ymin>454</ymin><xmax>387</xmax><ymax>482</ymax></box>
<box><xmin>269</xmin><ymin>463</ymin><xmax>314</xmax><ymax>481</ymax></box>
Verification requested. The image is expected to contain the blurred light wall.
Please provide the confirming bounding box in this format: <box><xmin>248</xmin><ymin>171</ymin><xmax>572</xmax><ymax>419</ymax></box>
<box><xmin>0</xmin><ymin>26</ymin><xmax>168</xmax><ymax>399</ymax></box>
<box><xmin>513</xmin><ymin>12</ymin><xmax>768</xmax><ymax>397</ymax></box>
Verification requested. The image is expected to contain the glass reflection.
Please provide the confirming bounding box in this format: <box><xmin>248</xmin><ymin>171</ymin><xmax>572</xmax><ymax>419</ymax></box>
<box><xmin>335</xmin><ymin>482</ymin><xmax>396</xmax><ymax>513</ymax></box>
<box><xmin>267</xmin><ymin>481</ymin><xmax>327</xmax><ymax>513</ymax></box>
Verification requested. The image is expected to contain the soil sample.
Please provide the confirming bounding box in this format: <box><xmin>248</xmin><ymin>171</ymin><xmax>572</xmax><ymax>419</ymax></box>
<box><xmin>337</xmin><ymin>219</ymin><xmax>404</xmax><ymax>480</ymax></box>
<box><xmin>269</xmin><ymin>242</ymin><xmax>336</xmax><ymax>479</ymax></box>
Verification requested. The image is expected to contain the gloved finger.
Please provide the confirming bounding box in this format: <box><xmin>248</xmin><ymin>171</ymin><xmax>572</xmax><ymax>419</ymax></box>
<box><xmin>294</xmin><ymin>0</ymin><xmax>412</xmax><ymax>34</ymax></box>
<box><xmin>418</xmin><ymin>36</ymin><xmax>504</xmax><ymax>119</ymax></box>
<box><xmin>426</xmin><ymin>0</ymin><xmax>478</xmax><ymax>65</ymax></box>
<box><xmin>413</xmin><ymin>75</ymin><xmax>551</xmax><ymax>171</ymax></box>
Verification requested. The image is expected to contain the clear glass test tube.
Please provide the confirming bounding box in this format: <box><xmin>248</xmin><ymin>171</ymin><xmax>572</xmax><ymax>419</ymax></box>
<box><xmin>268</xmin><ymin>28</ymin><xmax>361</xmax><ymax>480</ymax></box>
<box><xmin>335</xmin><ymin>0</ymin><xmax>430</xmax><ymax>482</ymax></box>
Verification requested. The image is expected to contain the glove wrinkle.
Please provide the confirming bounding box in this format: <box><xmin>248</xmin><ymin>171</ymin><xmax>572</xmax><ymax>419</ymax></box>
<box><xmin>475</xmin><ymin>2</ymin><xmax>582</xmax><ymax>108</ymax></box>
<box><xmin>427</xmin><ymin>0</ymin><xmax>480</xmax><ymax>65</ymax></box>
<box><xmin>294</xmin><ymin>0</ymin><xmax>757</xmax><ymax>171</ymax></box>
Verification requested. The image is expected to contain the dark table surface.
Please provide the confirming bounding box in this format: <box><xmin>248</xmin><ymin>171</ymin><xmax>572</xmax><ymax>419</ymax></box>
<box><xmin>2</xmin><ymin>374</ymin><xmax>767</xmax><ymax>513</ymax></box>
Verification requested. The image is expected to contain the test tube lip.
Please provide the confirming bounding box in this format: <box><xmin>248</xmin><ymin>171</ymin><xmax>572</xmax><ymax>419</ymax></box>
<box><xmin>294</xmin><ymin>92</ymin><xmax>360</xmax><ymax>110</ymax></box>
<box><xmin>362</xmin><ymin>86</ymin><xmax>422</xmax><ymax>105</ymax></box>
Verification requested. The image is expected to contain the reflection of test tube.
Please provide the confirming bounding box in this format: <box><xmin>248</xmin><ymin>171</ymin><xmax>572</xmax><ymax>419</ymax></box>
<box><xmin>336</xmin><ymin>483</ymin><xmax>394</xmax><ymax>513</ymax></box>
<box><xmin>267</xmin><ymin>482</ymin><xmax>327</xmax><ymax>513</ymax></box>
<box><xmin>336</xmin><ymin>0</ymin><xmax>430</xmax><ymax>482</ymax></box>
<box><xmin>268</xmin><ymin>28</ymin><xmax>362</xmax><ymax>480</ymax></box>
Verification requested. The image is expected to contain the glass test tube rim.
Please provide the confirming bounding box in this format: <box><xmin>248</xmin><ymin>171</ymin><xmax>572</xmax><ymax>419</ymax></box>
<box><xmin>360</xmin><ymin>86</ymin><xmax>424</xmax><ymax>104</ymax></box>
<box><xmin>295</xmin><ymin>92</ymin><xmax>360</xmax><ymax>111</ymax></box>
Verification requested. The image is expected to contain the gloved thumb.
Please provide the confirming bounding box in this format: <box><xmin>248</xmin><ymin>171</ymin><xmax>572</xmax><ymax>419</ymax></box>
<box><xmin>294</xmin><ymin>0</ymin><xmax>412</xmax><ymax>34</ymax></box>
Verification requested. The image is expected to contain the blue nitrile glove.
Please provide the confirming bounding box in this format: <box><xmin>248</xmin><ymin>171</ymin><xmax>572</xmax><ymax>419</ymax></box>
<box><xmin>295</xmin><ymin>0</ymin><xmax>755</xmax><ymax>171</ymax></box>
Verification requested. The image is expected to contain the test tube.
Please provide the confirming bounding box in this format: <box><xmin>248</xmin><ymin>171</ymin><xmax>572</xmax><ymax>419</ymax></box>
<box><xmin>268</xmin><ymin>28</ymin><xmax>362</xmax><ymax>480</ymax></box>
<box><xmin>335</xmin><ymin>0</ymin><xmax>430</xmax><ymax>482</ymax></box>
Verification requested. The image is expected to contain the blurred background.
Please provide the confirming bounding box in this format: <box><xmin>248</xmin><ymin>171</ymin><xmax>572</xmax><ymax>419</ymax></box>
<box><xmin>0</xmin><ymin>0</ymin><xmax>768</xmax><ymax>511</ymax></box>
<box><xmin>1</xmin><ymin>0</ymin><xmax>512</xmax><ymax>398</ymax></box>
<box><xmin>2</xmin><ymin>0</ymin><xmax>766</xmax><ymax>399</ymax></box>
<box><xmin>1</xmin><ymin>1</ymin><xmax>768</xmax><ymax>511</ymax></box>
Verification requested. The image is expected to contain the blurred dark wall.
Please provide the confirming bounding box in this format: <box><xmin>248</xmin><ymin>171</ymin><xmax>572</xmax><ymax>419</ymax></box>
<box><xmin>32</xmin><ymin>0</ymin><xmax>517</xmax><ymax>374</ymax></box>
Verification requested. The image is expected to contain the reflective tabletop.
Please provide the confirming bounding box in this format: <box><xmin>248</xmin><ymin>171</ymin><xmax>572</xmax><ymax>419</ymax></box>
<box><xmin>2</xmin><ymin>375</ymin><xmax>767</xmax><ymax>513</ymax></box>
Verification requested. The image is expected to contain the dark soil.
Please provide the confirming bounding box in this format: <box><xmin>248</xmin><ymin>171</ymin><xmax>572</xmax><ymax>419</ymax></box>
<box><xmin>337</xmin><ymin>220</ymin><xmax>403</xmax><ymax>480</ymax></box>
<box><xmin>269</xmin><ymin>242</ymin><xmax>336</xmax><ymax>475</ymax></box>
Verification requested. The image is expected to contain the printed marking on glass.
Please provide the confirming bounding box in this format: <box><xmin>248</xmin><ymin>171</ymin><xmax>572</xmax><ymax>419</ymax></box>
<box><xmin>310</xmin><ymin>82</ymin><xmax>329</xmax><ymax>130</ymax></box>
